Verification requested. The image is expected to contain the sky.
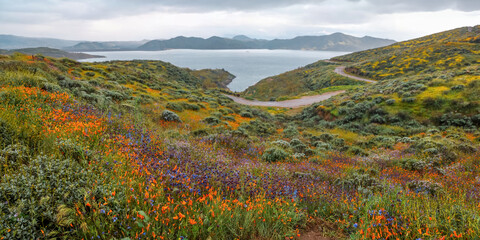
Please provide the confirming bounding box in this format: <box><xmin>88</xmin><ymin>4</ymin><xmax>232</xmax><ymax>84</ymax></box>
<box><xmin>0</xmin><ymin>0</ymin><xmax>479</xmax><ymax>42</ymax></box>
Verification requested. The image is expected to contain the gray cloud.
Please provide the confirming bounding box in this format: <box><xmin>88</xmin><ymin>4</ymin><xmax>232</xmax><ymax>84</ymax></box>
<box><xmin>0</xmin><ymin>0</ymin><xmax>479</xmax><ymax>41</ymax></box>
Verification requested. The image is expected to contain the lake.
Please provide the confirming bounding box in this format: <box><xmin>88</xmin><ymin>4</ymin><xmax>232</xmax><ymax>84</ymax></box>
<box><xmin>81</xmin><ymin>49</ymin><xmax>349</xmax><ymax>92</ymax></box>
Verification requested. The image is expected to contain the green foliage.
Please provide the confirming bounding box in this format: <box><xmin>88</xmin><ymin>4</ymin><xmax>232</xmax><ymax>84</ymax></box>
<box><xmin>0</xmin><ymin>155</ymin><xmax>96</xmax><ymax>239</ymax></box>
<box><xmin>161</xmin><ymin>110</ymin><xmax>181</xmax><ymax>122</ymax></box>
<box><xmin>335</xmin><ymin>169</ymin><xmax>381</xmax><ymax>195</ymax></box>
<box><xmin>262</xmin><ymin>147</ymin><xmax>289</xmax><ymax>163</ymax></box>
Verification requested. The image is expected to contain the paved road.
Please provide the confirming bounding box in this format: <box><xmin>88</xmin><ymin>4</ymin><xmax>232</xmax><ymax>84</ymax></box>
<box><xmin>225</xmin><ymin>90</ymin><xmax>345</xmax><ymax>108</ymax></box>
<box><xmin>334</xmin><ymin>66</ymin><xmax>376</xmax><ymax>83</ymax></box>
<box><xmin>226</xmin><ymin>61</ymin><xmax>376</xmax><ymax>108</ymax></box>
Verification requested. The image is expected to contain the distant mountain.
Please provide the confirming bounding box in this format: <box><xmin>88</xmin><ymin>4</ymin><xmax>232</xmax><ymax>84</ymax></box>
<box><xmin>64</xmin><ymin>40</ymin><xmax>149</xmax><ymax>51</ymax></box>
<box><xmin>138</xmin><ymin>33</ymin><xmax>395</xmax><ymax>51</ymax></box>
<box><xmin>138</xmin><ymin>36</ymin><xmax>253</xmax><ymax>50</ymax></box>
<box><xmin>0</xmin><ymin>34</ymin><xmax>81</xmax><ymax>49</ymax></box>
<box><xmin>265</xmin><ymin>33</ymin><xmax>395</xmax><ymax>51</ymax></box>
<box><xmin>0</xmin><ymin>47</ymin><xmax>104</xmax><ymax>60</ymax></box>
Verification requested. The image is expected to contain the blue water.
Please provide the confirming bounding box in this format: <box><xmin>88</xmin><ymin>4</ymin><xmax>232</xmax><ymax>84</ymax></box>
<box><xmin>81</xmin><ymin>49</ymin><xmax>348</xmax><ymax>92</ymax></box>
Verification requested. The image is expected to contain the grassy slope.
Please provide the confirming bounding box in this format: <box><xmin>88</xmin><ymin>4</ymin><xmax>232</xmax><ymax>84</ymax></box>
<box><xmin>1</xmin><ymin>24</ymin><xmax>480</xmax><ymax>240</ymax></box>
<box><xmin>242</xmin><ymin>61</ymin><xmax>365</xmax><ymax>101</ymax></box>
<box><xmin>189</xmin><ymin>68</ymin><xmax>235</xmax><ymax>90</ymax></box>
<box><xmin>332</xmin><ymin>25</ymin><xmax>480</xmax><ymax>79</ymax></box>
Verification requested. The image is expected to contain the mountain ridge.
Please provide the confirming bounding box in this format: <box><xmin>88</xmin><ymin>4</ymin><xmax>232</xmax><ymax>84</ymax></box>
<box><xmin>138</xmin><ymin>33</ymin><xmax>396</xmax><ymax>52</ymax></box>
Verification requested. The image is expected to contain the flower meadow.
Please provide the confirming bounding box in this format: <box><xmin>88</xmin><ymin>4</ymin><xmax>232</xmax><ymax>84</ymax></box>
<box><xmin>0</xmin><ymin>54</ymin><xmax>480</xmax><ymax>240</ymax></box>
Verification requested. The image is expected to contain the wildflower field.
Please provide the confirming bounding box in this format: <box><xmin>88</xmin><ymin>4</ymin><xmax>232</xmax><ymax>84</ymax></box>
<box><xmin>1</xmin><ymin>25</ymin><xmax>480</xmax><ymax>240</ymax></box>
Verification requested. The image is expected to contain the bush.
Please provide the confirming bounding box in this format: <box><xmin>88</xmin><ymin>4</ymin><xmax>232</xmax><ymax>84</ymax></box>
<box><xmin>318</xmin><ymin>133</ymin><xmax>335</xmax><ymax>142</ymax></box>
<box><xmin>166</xmin><ymin>102</ymin><xmax>184</xmax><ymax>112</ymax></box>
<box><xmin>0</xmin><ymin>118</ymin><xmax>16</xmax><ymax>146</ymax></box>
<box><xmin>451</xmin><ymin>84</ymin><xmax>465</xmax><ymax>91</ymax></box>
<box><xmin>335</xmin><ymin>169</ymin><xmax>380</xmax><ymax>195</ymax></box>
<box><xmin>85</xmin><ymin>71</ymin><xmax>95</xmax><ymax>77</ymax></box>
<box><xmin>0</xmin><ymin>144</ymin><xmax>29</xmax><ymax>173</ymax></box>
<box><xmin>408</xmin><ymin>180</ymin><xmax>442</xmax><ymax>196</ymax></box>
<box><xmin>283</xmin><ymin>125</ymin><xmax>299</xmax><ymax>138</ymax></box>
<box><xmin>262</xmin><ymin>148</ymin><xmax>289</xmax><ymax>163</ymax></box>
<box><xmin>181</xmin><ymin>102</ymin><xmax>200</xmax><ymax>111</ymax></box>
<box><xmin>203</xmin><ymin>116</ymin><xmax>221</xmax><ymax>125</ymax></box>
<box><xmin>161</xmin><ymin>110</ymin><xmax>181</xmax><ymax>122</ymax></box>
<box><xmin>347</xmin><ymin>146</ymin><xmax>368</xmax><ymax>156</ymax></box>
<box><xmin>240</xmin><ymin>111</ymin><xmax>253</xmax><ymax>118</ymax></box>
<box><xmin>271</xmin><ymin>140</ymin><xmax>291</xmax><ymax>148</ymax></box>
<box><xmin>399</xmin><ymin>158</ymin><xmax>427</xmax><ymax>171</ymax></box>
<box><xmin>290</xmin><ymin>139</ymin><xmax>307</xmax><ymax>153</ymax></box>
<box><xmin>401</xmin><ymin>97</ymin><xmax>416</xmax><ymax>103</ymax></box>
<box><xmin>422</xmin><ymin>97</ymin><xmax>445</xmax><ymax>110</ymax></box>
<box><xmin>385</xmin><ymin>99</ymin><xmax>396</xmax><ymax>105</ymax></box>
<box><xmin>370</xmin><ymin>114</ymin><xmax>386</xmax><ymax>124</ymax></box>
<box><xmin>0</xmin><ymin>155</ymin><xmax>97</xmax><ymax>239</ymax></box>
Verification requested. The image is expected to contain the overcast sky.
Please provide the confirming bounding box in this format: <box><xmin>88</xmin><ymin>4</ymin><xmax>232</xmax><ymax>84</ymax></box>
<box><xmin>0</xmin><ymin>0</ymin><xmax>479</xmax><ymax>41</ymax></box>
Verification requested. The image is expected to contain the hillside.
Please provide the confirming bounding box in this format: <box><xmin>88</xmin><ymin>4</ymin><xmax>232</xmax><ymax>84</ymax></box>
<box><xmin>138</xmin><ymin>36</ymin><xmax>254</xmax><ymax>50</ymax></box>
<box><xmin>1</xmin><ymin>26</ymin><xmax>480</xmax><ymax>240</ymax></box>
<box><xmin>242</xmin><ymin>61</ymin><xmax>366</xmax><ymax>100</ymax></box>
<box><xmin>265</xmin><ymin>33</ymin><xmax>395</xmax><ymax>51</ymax></box>
<box><xmin>332</xmin><ymin>25</ymin><xmax>480</xmax><ymax>79</ymax></box>
<box><xmin>64</xmin><ymin>40</ymin><xmax>149</xmax><ymax>51</ymax></box>
<box><xmin>0</xmin><ymin>34</ymin><xmax>80</xmax><ymax>49</ymax></box>
<box><xmin>138</xmin><ymin>33</ymin><xmax>395</xmax><ymax>51</ymax></box>
<box><xmin>0</xmin><ymin>47</ymin><xmax>104</xmax><ymax>60</ymax></box>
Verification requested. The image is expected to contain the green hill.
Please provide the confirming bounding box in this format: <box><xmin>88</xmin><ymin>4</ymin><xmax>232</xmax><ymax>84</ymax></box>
<box><xmin>332</xmin><ymin>25</ymin><xmax>480</xmax><ymax>79</ymax></box>
<box><xmin>242</xmin><ymin>61</ymin><xmax>365</xmax><ymax>100</ymax></box>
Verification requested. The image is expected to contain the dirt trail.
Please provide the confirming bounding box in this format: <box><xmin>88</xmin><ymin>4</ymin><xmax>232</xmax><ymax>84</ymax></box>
<box><xmin>227</xmin><ymin>61</ymin><xmax>376</xmax><ymax>108</ymax></box>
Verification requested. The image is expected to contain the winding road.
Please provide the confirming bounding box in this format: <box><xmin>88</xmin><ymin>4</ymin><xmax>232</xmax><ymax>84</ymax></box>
<box><xmin>334</xmin><ymin>66</ymin><xmax>376</xmax><ymax>83</ymax></box>
<box><xmin>226</xmin><ymin>62</ymin><xmax>376</xmax><ymax>108</ymax></box>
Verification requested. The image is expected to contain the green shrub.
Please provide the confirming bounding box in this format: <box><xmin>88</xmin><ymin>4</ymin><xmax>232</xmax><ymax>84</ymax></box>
<box><xmin>223</xmin><ymin>116</ymin><xmax>236</xmax><ymax>122</ymax></box>
<box><xmin>271</xmin><ymin>140</ymin><xmax>291</xmax><ymax>148</ymax></box>
<box><xmin>0</xmin><ymin>144</ymin><xmax>29</xmax><ymax>173</ymax></box>
<box><xmin>262</xmin><ymin>147</ymin><xmax>289</xmax><ymax>163</ymax></box>
<box><xmin>347</xmin><ymin>146</ymin><xmax>368</xmax><ymax>156</ymax></box>
<box><xmin>85</xmin><ymin>71</ymin><xmax>95</xmax><ymax>77</ymax></box>
<box><xmin>181</xmin><ymin>102</ymin><xmax>200</xmax><ymax>111</ymax></box>
<box><xmin>422</xmin><ymin>97</ymin><xmax>445</xmax><ymax>110</ymax></box>
<box><xmin>401</xmin><ymin>97</ymin><xmax>416</xmax><ymax>103</ymax></box>
<box><xmin>203</xmin><ymin>117</ymin><xmax>221</xmax><ymax>125</ymax></box>
<box><xmin>398</xmin><ymin>158</ymin><xmax>427</xmax><ymax>171</ymax></box>
<box><xmin>451</xmin><ymin>84</ymin><xmax>465</xmax><ymax>91</ymax></box>
<box><xmin>335</xmin><ymin>169</ymin><xmax>380</xmax><ymax>195</ymax></box>
<box><xmin>283</xmin><ymin>125</ymin><xmax>299</xmax><ymax>138</ymax></box>
<box><xmin>0</xmin><ymin>118</ymin><xmax>16</xmax><ymax>146</ymax></box>
<box><xmin>385</xmin><ymin>99</ymin><xmax>396</xmax><ymax>105</ymax></box>
<box><xmin>161</xmin><ymin>110</ymin><xmax>182</xmax><ymax>122</ymax></box>
<box><xmin>0</xmin><ymin>155</ymin><xmax>97</xmax><ymax>239</ymax></box>
<box><xmin>166</xmin><ymin>102</ymin><xmax>184</xmax><ymax>112</ymax></box>
<box><xmin>240</xmin><ymin>111</ymin><xmax>253</xmax><ymax>118</ymax></box>
<box><xmin>407</xmin><ymin>180</ymin><xmax>443</xmax><ymax>196</ymax></box>
<box><xmin>290</xmin><ymin>139</ymin><xmax>307</xmax><ymax>153</ymax></box>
